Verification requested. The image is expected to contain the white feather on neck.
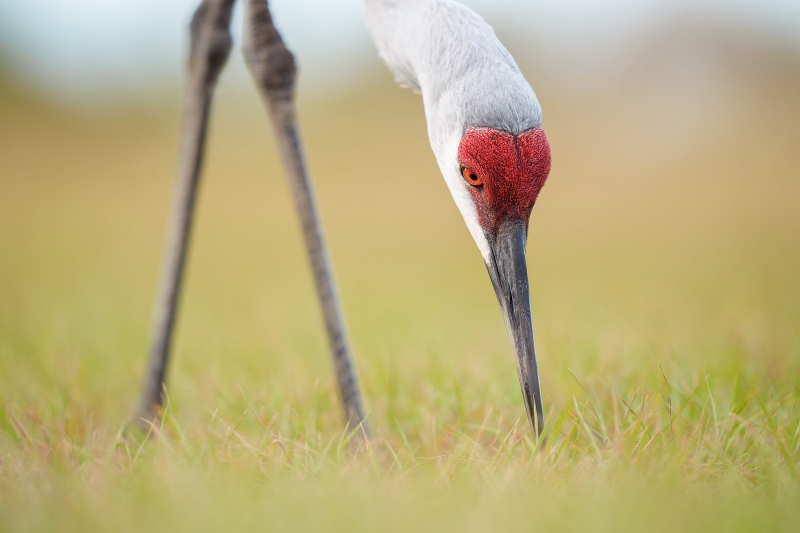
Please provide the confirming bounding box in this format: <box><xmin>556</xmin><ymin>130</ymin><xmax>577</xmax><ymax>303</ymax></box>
<box><xmin>363</xmin><ymin>0</ymin><xmax>543</xmax><ymax>261</ymax></box>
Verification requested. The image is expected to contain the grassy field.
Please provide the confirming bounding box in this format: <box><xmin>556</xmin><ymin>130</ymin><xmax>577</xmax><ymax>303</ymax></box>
<box><xmin>1</xmin><ymin>32</ymin><xmax>800</xmax><ymax>531</ymax></box>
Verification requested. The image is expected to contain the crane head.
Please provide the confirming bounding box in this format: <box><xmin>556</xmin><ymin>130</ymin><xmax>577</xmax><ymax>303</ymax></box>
<box><xmin>363</xmin><ymin>0</ymin><xmax>555</xmax><ymax>438</ymax></box>
<box><xmin>457</xmin><ymin>127</ymin><xmax>550</xmax><ymax>232</ymax></box>
<box><xmin>455</xmin><ymin>126</ymin><xmax>552</xmax><ymax>435</ymax></box>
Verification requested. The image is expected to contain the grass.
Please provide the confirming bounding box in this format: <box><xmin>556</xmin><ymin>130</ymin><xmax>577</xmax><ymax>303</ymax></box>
<box><xmin>1</xmin><ymin>44</ymin><xmax>800</xmax><ymax>530</ymax></box>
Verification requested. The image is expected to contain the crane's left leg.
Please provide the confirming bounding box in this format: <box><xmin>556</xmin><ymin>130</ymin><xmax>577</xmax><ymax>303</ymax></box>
<box><xmin>135</xmin><ymin>0</ymin><xmax>236</xmax><ymax>426</ymax></box>
<box><xmin>242</xmin><ymin>0</ymin><xmax>369</xmax><ymax>438</ymax></box>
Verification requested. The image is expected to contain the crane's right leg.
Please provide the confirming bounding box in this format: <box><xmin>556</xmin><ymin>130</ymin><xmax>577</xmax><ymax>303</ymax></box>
<box><xmin>243</xmin><ymin>0</ymin><xmax>369</xmax><ymax>439</ymax></box>
<box><xmin>135</xmin><ymin>0</ymin><xmax>236</xmax><ymax>426</ymax></box>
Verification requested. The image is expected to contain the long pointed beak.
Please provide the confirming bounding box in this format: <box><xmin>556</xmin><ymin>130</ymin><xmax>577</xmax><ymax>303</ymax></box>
<box><xmin>485</xmin><ymin>219</ymin><xmax>545</xmax><ymax>436</ymax></box>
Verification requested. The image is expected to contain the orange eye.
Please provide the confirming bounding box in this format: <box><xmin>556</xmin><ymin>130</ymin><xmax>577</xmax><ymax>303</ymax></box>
<box><xmin>461</xmin><ymin>167</ymin><xmax>483</xmax><ymax>187</ymax></box>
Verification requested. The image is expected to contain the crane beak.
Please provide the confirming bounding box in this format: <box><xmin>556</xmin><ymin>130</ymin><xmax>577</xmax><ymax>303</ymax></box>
<box><xmin>485</xmin><ymin>219</ymin><xmax>545</xmax><ymax>437</ymax></box>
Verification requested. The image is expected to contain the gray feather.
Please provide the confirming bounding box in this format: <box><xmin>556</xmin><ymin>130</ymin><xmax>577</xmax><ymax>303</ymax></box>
<box><xmin>363</xmin><ymin>0</ymin><xmax>542</xmax><ymax>139</ymax></box>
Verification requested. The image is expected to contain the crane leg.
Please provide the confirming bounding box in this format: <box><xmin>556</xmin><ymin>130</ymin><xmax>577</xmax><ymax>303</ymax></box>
<box><xmin>135</xmin><ymin>0</ymin><xmax>236</xmax><ymax>425</ymax></box>
<box><xmin>242</xmin><ymin>0</ymin><xmax>369</xmax><ymax>438</ymax></box>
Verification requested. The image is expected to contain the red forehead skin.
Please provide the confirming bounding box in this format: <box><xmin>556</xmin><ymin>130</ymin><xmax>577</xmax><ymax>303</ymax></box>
<box><xmin>457</xmin><ymin>127</ymin><xmax>551</xmax><ymax>235</ymax></box>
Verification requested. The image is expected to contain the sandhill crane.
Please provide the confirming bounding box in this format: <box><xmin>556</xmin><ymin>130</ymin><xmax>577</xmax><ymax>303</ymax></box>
<box><xmin>135</xmin><ymin>0</ymin><xmax>551</xmax><ymax>438</ymax></box>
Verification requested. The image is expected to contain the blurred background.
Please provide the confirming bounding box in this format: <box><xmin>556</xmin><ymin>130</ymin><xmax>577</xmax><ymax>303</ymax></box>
<box><xmin>1</xmin><ymin>0</ymin><xmax>799</xmax><ymax>430</ymax></box>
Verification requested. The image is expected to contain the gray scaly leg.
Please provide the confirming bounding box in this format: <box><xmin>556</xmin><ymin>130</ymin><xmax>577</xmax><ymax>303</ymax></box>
<box><xmin>136</xmin><ymin>0</ymin><xmax>236</xmax><ymax>425</ymax></box>
<box><xmin>242</xmin><ymin>0</ymin><xmax>369</xmax><ymax>438</ymax></box>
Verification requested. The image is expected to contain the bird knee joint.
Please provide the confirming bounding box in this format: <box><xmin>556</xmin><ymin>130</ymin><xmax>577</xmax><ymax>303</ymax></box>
<box><xmin>188</xmin><ymin>0</ymin><xmax>235</xmax><ymax>81</ymax></box>
<box><xmin>244</xmin><ymin>0</ymin><xmax>297</xmax><ymax>99</ymax></box>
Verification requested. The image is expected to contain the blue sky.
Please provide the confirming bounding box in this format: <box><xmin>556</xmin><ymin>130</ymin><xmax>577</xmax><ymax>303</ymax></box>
<box><xmin>1</xmin><ymin>0</ymin><xmax>798</xmax><ymax>104</ymax></box>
